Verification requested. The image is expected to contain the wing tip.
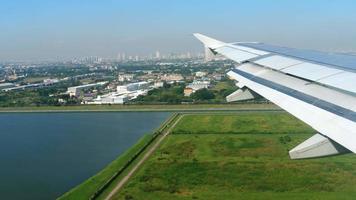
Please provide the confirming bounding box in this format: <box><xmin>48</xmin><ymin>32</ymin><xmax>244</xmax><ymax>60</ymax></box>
<box><xmin>192</xmin><ymin>33</ymin><xmax>225</xmax><ymax>48</ymax></box>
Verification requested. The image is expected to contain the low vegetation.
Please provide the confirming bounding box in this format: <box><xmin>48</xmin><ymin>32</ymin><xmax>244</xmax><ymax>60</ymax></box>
<box><xmin>172</xmin><ymin>113</ymin><xmax>314</xmax><ymax>135</ymax></box>
<box><xmin>0</xmin><ymin>81</ymin><xmax>80</xmax><ymax>107</ymax></box>
<box><xmin>115</xmin><ymin>112</ymin><xmax>356</xmax><ymax>200</ymax></box>
<box><xmin>134</xmin><ymin>82</ymin><xmax>186</xmax><ymax>104</ymax></box>
<box><xmin>134</xmin><ymin>79</ymin><xmax>238</xmax><ymax>104</ymax></box>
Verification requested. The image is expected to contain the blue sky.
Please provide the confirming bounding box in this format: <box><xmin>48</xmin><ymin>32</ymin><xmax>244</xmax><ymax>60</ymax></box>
<box><xmin>1</xmin><ymin>0</ymin><xmax>356</xmax><ymax>61</ymax></box>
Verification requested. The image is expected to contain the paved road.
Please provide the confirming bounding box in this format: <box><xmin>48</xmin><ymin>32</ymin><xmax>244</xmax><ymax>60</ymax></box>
<box><xmin>104</xmin><ymin>115</ymin><xmax>183</xmax><ymax>200</ymax></box>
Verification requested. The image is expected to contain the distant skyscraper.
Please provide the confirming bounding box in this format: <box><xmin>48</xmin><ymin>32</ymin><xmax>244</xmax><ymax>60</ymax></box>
<box><xmin>155</xmin><ymin>51</ymin><xmax>160</xmax><ymax>59</ymax></box>
<box><xmin>187</xmin><ymin>52</ymin><xmax>191</xmax><ymax>59</ymax></box>
<box><xmin>122</xmin><ymin>53</ymin><xmax>126</xmax><ymax>61</ymax></box>
<box><xmin>117</xmin><ymin>53</ymin><xmax>121</xmax><ymax>61</ymax></box>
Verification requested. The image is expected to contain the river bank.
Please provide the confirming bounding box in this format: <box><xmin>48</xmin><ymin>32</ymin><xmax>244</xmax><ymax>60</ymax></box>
<box><xmin>58</xmin><ymin>113</ymin><xmax>181</xmax><ymax>200</ymax></box>
<box><xmin>0</xmin><ymin>103</ymin><xmax>279</xmax><ymax>113</ymax></box>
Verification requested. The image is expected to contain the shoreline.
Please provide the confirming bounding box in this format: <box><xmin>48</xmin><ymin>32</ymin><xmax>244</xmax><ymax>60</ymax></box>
<box><xmin>0</xmin><ymin>103</ymin><xmax>280</xmax><ymax>113</ymax></box>
<box><xmin>58</xmin><ymin>113</ymin><xmax>181</xmax><ymax>200</ymax></box>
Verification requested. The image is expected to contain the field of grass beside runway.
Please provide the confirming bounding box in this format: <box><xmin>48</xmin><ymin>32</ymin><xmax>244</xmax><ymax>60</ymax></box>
<box><xmin>115</xmin><ymin>113</ymin><xmax>356</xmax><ymax>200</ymax></box>
<box><xmin>171</xmin><ymin>112</ymin><xmax>314</xmax><ymax>135</ymax></box>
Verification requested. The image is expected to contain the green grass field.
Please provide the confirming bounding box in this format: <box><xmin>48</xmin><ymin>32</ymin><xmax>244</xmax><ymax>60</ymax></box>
<box><xmin>172</xmin><ymin>112</ymin><xmax>314</xmax><ymax>135</ymax></box>
<box><xmin>115</xmin><ymin>112</ymin><xmax>356</xmax><ymax>200</ymax></box>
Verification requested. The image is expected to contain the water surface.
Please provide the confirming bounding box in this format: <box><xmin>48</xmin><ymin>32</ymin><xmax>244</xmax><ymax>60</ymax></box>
<box><xmin>0</xmin><ymin>112</ymin><xmax>170</xmax><ymax>200</ymax></box>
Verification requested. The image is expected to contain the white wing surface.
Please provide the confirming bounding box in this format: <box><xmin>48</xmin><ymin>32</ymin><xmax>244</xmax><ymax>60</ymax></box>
<box><xmin>194</xmin><ymin>33</ymin><xmax>356</xmax><ymax>159</ymax></box>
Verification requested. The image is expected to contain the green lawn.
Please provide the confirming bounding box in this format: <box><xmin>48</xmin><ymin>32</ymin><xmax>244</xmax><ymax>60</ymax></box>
<box><xmin>172</xmin><ymin>112</ymin><xmax>314</xmax><ymax>135</ymax></box>
<box><xmin>114</xmin><ymin>113</ymin><xmax>356</xmax><ymax>200</ymax></box>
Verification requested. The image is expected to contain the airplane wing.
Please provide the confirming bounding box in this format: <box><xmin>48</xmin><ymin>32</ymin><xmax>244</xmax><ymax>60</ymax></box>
<box><xmin>194</xmin><ymin>33</ymin><xmax>356</xmax><ymax>159</ymax></box>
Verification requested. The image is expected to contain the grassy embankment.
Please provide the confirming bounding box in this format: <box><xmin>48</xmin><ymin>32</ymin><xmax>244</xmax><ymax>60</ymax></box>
<box><xmin>114</xmin><ymin>112</ymin><xmax>356</xmax><ymax>200</ymax></box>
<box><xmin>0</xmin><ymin>103</ymin><xmax>278</xmax><ymax>112</ymax></box>
<box><xmin>59</xmin><ymin>113</ymin><xmax>180</xmax><ymax>200</ymax></box>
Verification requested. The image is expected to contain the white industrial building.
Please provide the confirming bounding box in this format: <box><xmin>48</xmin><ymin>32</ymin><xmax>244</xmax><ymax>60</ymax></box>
<box><xmin>153</xmin><ymin>81</ymin><xmax>164</xmax><ymax>88</ymax></box>
<box><xmin>195</xmin><ymin>71</ymin><xmax>208</xmax><ymax>78</ymax></box>
<box><xmin>43</xmin><ymin>79</ymin><xmax>60</xmax><ymax>85</ymax></box>
<box><xmin>85</xmin><ymin>81</ymin><xmax>151</xmax><ymax>104</ymax></box>
<box><xmin>87</xmin><ymin>93</ymin><xmax>129</xmax><ymax>105</ymax></box>
<box><xmin>117</xmin><ymin>81</ymin><xmax>149</xmax><ymax>94</ymax></box>
<box><xmin>67</xmin><ymin>82</ymin><xmax>107</xmax><ymax>97</ymax></box>
<box><xmin>118</xmin><ymin>74</ymin><xmax>134</xmax><ymax>82</ymax></box>
<box><xmin>160</xmin><ymin>74</ymin><xmax>184</xmax><ymax>82</ymax></box>
<box><xmin>187</xmin><ymin>81</ymin><xmax>210</xmax><ymax>91</ymax></box>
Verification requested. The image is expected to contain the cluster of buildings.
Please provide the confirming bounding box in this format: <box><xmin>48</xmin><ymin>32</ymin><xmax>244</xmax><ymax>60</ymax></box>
<box><xmin>63</xmin><ymin>78</ymin><xmax>163</xmax><ymax>105</ymax></box>
<box><xmin>181</xmin><ymin>71</ymin><xmax>217</xmax><ymax>97</ymax></box>
<box><xmin>118</xmin><ymin>74</ymin><xmax>135</xmax><ymax>82</ymax></box>
<box><xmin>67</xmin><ymin>82</ymin><xmax>108</xmax><ymax>97</ymax></box>
<box><xmin>69</xmin><ymin>51</ymin><xmax>204</xmax><ymax>64</ymax></box>
<box><xmin>184</xmin><ymin>80</ymin><xmax>211</xmax><ymax>96</ymax></box>
<box><xmin>65</xmin><ymin>68</ymin><xmax>224</xmax><ymax>104</ymax></box>
<box><xmin>115</xmin><ymin>51</ymin><xmax>203</xmax><ymax>62</ymax></box>
<box><xmin>84</xmin><ymin>81</ymin><xmax>153</xmax><ymax>105</ymax></box>
<box><xmin>1</xmin><ymin>57</ymin><xmax>229</xmax><ymax>106</ymax></box>
<box><xmin>160</xmin><ymin>74</ymin><xmax>184</xmax><ymax>83</ymax></box>
<box><xmin>118</xmin><ymin>72</ymin><xmax>184</xmax><ymax>84</ymax></box>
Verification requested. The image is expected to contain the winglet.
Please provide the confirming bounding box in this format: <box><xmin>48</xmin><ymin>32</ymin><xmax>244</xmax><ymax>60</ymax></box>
<box><xmin>193</xmin><ymin>33</ymin><xmax>225</xmax><ymax>49</ymax></box>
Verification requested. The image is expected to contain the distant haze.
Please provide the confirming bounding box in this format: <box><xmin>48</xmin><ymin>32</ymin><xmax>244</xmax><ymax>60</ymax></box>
<box><xmin>1</xmin><ymin>0</ymin><xmax>356</xmax><ymax>61</ymax></box>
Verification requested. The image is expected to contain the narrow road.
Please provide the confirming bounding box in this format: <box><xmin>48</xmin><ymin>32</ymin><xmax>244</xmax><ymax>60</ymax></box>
<box><xmin>104</xmin><ymin>114</ymin><xmax>183</xmax><ymax>200</ymax></box>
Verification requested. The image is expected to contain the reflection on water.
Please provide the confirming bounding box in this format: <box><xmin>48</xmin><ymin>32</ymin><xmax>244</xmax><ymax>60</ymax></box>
<box><xmin>0</xmin><ymin>112</ymin><xmax>170</xmax><ymax>200</ymax></box>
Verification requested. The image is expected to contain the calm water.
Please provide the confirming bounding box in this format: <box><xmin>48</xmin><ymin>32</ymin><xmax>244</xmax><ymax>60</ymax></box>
<box><xmin>0</xmin><ymin>112</ymin><xmax>171</xmax><ymax>200</ymax></box>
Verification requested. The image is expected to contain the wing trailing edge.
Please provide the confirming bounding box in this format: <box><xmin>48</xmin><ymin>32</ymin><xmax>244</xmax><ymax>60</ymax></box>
<box><xmin>194</xmin><ymin>33</ymin><xmax>356</xmax><ymax>159</ymax></box>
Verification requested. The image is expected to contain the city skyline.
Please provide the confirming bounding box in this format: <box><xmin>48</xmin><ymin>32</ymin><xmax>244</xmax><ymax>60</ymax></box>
<box><xmin>1</xmin><ymin>0</ymin><xmax>356</xmax><ymax>61</ymax></box>
<box><xmin>71</xmin><ymin>50</ymin><xmax>204</xmax><ymax>63</ymax></box>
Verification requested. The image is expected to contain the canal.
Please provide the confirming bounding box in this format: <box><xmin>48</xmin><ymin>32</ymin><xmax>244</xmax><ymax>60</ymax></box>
<box><xmin>0</xmin><ymin>112</ymin><xmax>171</xmax><ymax>200</ymax></box>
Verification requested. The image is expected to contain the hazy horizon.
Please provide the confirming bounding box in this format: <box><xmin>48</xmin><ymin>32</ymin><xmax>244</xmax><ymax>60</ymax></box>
<box><xmin>1</xmin><ymin>0</ymin><xmax>356</xmax><ymax>62</ymax></box>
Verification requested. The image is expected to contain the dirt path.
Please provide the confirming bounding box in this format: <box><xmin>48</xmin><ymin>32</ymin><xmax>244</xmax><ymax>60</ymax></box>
<box><xmin>104</xmin><ymin>115</ymin><xmax>183</xmax><ymax>200</ymax></box>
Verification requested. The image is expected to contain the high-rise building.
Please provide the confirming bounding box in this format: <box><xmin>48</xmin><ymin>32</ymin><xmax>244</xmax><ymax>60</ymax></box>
<box><xmin>187</xmin><ymin>52</ymin><xmax>191</xmax><ymax>59</ymax></box>
<box><xmin>117</xmin><ymin>53</ymin><xmax>121</xmax><ymax>61</ymax></box>
<box><xmin>155</xmin><ymin>51</ymin><xmax>160</xmax><ymax>59</ymax></box>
